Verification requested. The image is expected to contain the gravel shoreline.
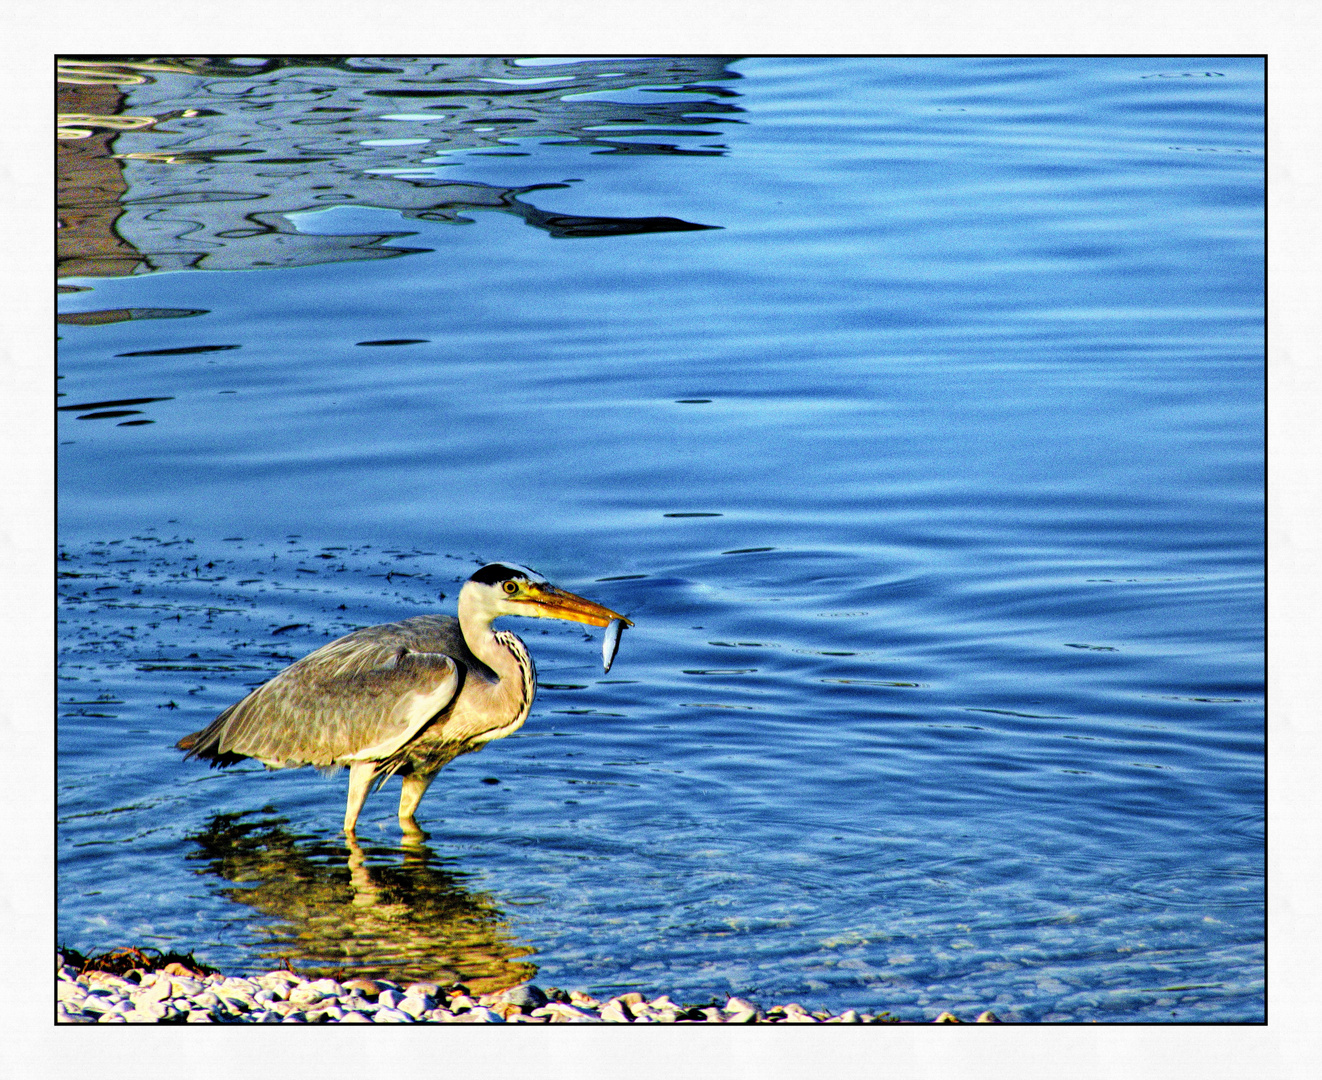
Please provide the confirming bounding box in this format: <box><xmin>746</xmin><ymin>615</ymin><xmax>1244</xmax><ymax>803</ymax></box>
<box><xmin>56</xmin><ymin>953</ymin><xmax>1002</xmax><ymax>1025</ymax></box>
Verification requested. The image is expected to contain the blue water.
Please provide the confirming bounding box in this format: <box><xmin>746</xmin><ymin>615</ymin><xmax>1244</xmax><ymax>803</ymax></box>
<box><xmin>58</xmin><ymin>56</ymin><xmax>1263</xmax><ymax>1021</ymax></box>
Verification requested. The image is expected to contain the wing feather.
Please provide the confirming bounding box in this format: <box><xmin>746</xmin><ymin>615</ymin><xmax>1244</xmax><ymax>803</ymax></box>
<box><xmin>179</xmin><ymin>616</ymin><xmax>469</xmax><ymax>768</ymax></box>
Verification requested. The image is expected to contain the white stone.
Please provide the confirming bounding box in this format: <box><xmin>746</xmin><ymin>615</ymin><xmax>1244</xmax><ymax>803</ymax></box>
<box><xmin>79</xmin><ymin>993</ymin><xmax>120</xmax><ymax>1014</ymax></box>
<box><xmin>251</xmin><ymin>1010</ymin><xmax>283</xmax><ymax>1023</ymax></box>
<box><xmin>217</xmin><ymin>989</ymin><xmax>257</xmax><ymax>1013</ymax></box>
<box><xmin>56</xmin><ymin>1003</ymin><xmax>93</xmax><ymax>1024</ymax></box>
<box><xmin>257</xmin><ymin>985</ymin><xmax>289</xmax><ymax>1002</ymax></box>
<box><xmin>132</xmin><ymin>979</ymin><xmax>173</xmax><ymax>1006</ymax></box>
<box><xmin>398</xmin><ymin>996</ymin><xmax>431</xmax><ymax>1018</ymax></box>
<box><xmin>533</xmin><ymin>1002</ymin><xmax>593</xmax><ymax>1021</ymax></box>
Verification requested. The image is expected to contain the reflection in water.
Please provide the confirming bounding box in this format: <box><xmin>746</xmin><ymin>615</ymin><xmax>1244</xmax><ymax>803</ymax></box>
<box><xmin>56</xmin><ymin>307</ymin><xmax>208</xmax><ymax>326</ymax></box>
<box><xmin>57</xmin><ymin>55</ymin><xmax>737</xmax><ymax>279</ymax></box>
<box><xmin>186</xmin><ymin>811</ymin><xmax>536</xmax><ymax>993</ymax></box>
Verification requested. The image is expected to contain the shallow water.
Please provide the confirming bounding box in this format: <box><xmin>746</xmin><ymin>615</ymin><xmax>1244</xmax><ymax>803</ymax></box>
<box><xmin>57</xmin><ymin>56</ymin><xmax>1263</xmax><ymax>1021</ymax></box>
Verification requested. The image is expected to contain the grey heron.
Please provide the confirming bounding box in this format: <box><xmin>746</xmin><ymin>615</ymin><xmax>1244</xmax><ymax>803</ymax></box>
<box><xmin>178</xmin><ymin>562</ymin><xmax>631</xmax><ymax>835</ymax></box>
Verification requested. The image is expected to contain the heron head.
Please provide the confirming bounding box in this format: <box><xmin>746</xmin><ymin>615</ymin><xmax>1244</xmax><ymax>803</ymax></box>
<box><xmin>463</xmin><ymin>562</ymin><xmax>633</xmax><ymax>628</ymax></box>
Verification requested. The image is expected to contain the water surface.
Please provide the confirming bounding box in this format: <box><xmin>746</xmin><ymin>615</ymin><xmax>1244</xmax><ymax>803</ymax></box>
<box><xmin>58</xmin><ymin>55</ymin><xmax>1263</xmax><ymax>1021</ymax></box>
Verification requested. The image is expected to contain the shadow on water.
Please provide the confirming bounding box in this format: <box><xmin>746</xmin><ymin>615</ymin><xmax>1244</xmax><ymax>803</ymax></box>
<box><xmin>185</xmin><ymin>810</ymin><xmax>537</xmax><ymax>993</ymax></box>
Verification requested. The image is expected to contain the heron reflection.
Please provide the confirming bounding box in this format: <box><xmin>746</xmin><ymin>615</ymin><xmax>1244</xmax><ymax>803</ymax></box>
<box><xmin>186</xmin><ymin>811</ymin><xmax>536</xmax><ymax>993</ymax></box>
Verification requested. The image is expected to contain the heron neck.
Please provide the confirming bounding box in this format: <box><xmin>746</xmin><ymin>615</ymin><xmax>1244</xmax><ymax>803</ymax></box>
<box><xmin>457</xmin><ymin>593</ymin><xmax>532</xmax><ymax>701</ymax></box>
<box><xmin>456</xmin><ymin>608</ymin><xmax>536</xmax><ymax>738</ymax></box>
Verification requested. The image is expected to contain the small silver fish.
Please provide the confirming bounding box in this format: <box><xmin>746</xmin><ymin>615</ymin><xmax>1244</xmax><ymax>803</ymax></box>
<box><xmin>602</xmin><ymin>618</ymin><xmax>626</xmax><ymax>673</ymax></box>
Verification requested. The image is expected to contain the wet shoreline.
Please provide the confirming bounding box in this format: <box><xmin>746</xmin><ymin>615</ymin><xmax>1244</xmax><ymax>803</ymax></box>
<box><xmin>56</xmin><ymin>953</ymin><xmax>1001</xmax><ymax>1025</ymax></box>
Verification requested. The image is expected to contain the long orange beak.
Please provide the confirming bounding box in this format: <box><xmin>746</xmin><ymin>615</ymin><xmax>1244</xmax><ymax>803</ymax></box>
<box><xmin>520</xmin><ymin>583</ymin><xmax>633</xmax><ymax>628</ymax></box>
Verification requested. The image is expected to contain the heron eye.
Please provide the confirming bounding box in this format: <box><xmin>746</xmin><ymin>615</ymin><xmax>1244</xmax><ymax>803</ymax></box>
<box><xmin>502</xmin><ymin>580</ymin><xmax>519</xmax><ymax>595</ymax></box>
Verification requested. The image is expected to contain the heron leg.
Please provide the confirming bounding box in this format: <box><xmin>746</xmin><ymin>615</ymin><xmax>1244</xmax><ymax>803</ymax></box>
<box><xmin>398</xmin><ymin>771</ymin><xmax>436</xmax><ymax>831</ymax></box>
<box><xmin>344</xmin><ymin>761</ymin><xmax>378</xmax><ymax>835</ymax></box>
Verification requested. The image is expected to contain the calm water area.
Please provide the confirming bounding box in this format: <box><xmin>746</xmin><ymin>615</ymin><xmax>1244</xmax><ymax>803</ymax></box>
<box><xmin>57</xmin><ymin>56</ymin><xmax>1263</xmax><ymax>1021</ymax></box>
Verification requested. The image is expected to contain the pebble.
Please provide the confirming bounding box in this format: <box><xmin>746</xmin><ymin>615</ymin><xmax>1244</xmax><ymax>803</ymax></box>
<box><xmin>398</xmin><ymin>995</ymin><xmax>432</xmax><ymax>1018</ymax></box>
<box><xmin>500</xmin><ymin>983</ymin><xmax>548</xmax><ymax>1010</ymax></box>
<box><xmin>53</xmin><ymin>954</ymin><xmax>1000</xmax><ymax>1024</ymax></box>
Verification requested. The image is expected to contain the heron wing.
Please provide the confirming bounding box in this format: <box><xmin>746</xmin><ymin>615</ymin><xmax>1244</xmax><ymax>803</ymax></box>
<box><xmin>182</xmin><ymin>617</ymin><xmax>467</xmax><ymax>768</ymax></box>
